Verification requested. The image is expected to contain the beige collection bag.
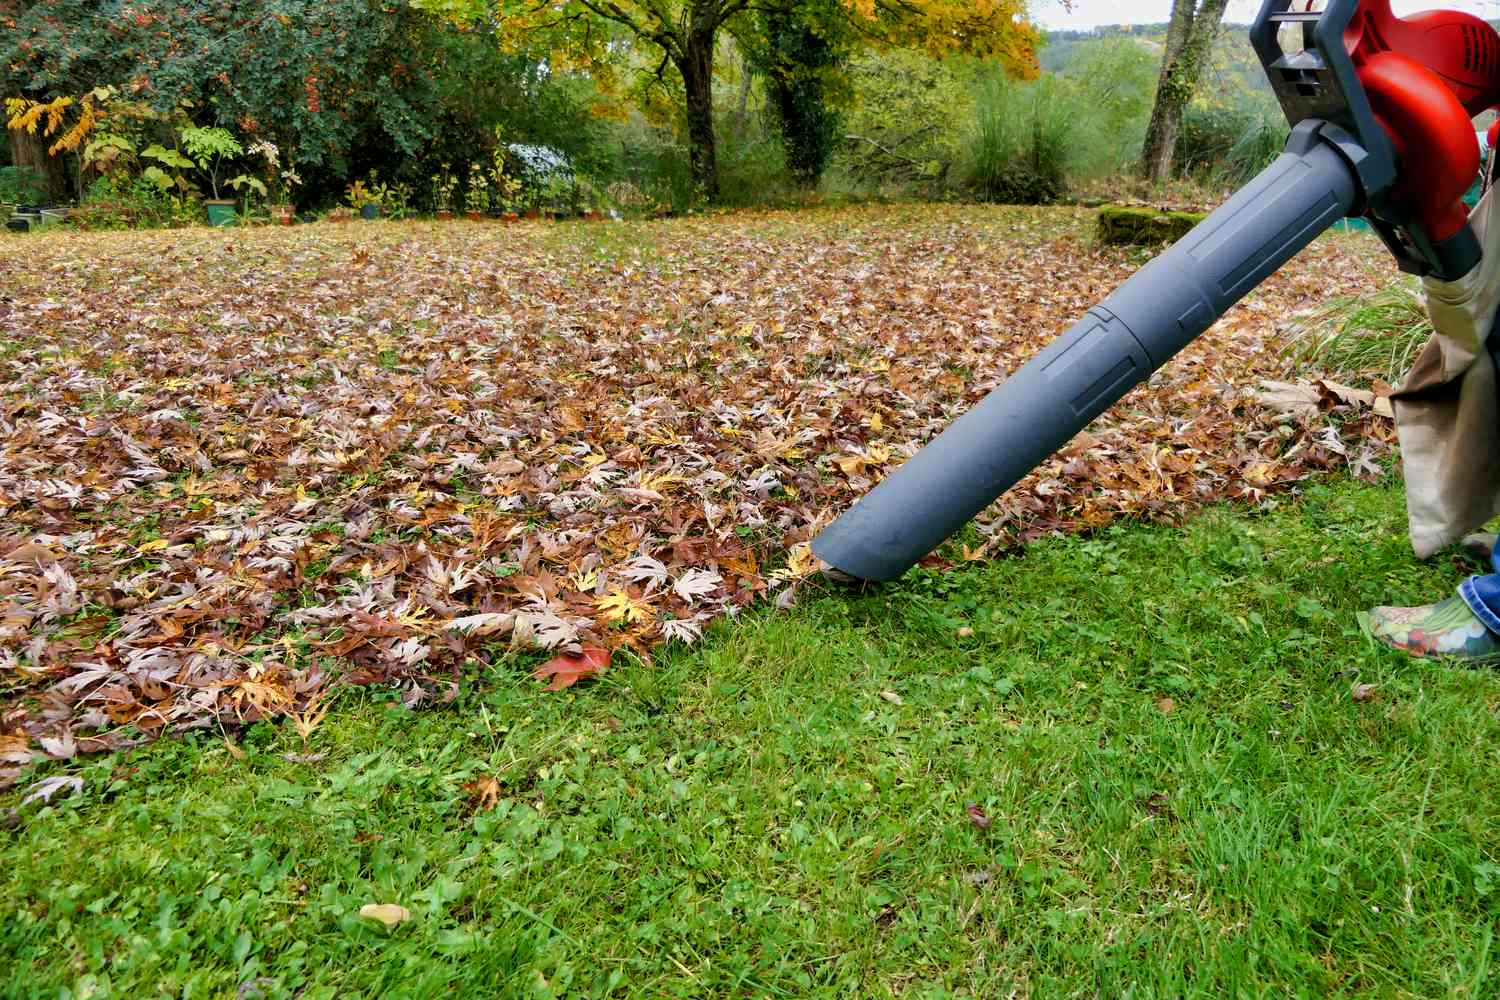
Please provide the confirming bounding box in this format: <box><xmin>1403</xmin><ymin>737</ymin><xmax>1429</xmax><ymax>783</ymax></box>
<box><xmin>1393</xmin><ymin>187</ymin><xmax>1500</xmax><ymax>557</ymax></box>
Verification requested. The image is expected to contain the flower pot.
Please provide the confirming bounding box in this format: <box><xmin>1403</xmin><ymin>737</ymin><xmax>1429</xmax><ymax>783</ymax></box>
<box><xmin>502</xmin><ymin>212</ymin><xmax>519</xmax><ymax>224</ymax></box>
<box><xmin>584</xmin><ymin>210</ymin><xmax>602</xmax><ymax>222</ymax></box>
<box><xmin>279</xmin><ymin>213</ymin><xmax>294</xmax><ymax>227</ymax></box>
<box><xmin>360</xmin><ymin>203</ymin><xmax>380</xmax><ymax>220</ymax></box>
<box><xmin>465</xmin><ymin>211</ymin><xmax>483</xmax><ymax>221</ymax></box>
<box><xmin>523</xmin><ymin>210</ymin><xmax>540</xmax><ymax>221</ymax></box>
<box><xmin>205</xmin><ymin>200</ymin><xmax>238</xmax><ymax>227</ymax></box>
<box><xmin>436</xmin><ymin>210</ymin><xmax>453</xmax><ymax>221</ymax></box>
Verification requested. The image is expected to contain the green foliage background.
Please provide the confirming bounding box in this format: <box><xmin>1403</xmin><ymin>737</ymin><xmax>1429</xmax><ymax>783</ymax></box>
<box><xmin>1</xmin><ymin>6</ymin><xmax>1312</xmax><ymax>215</ymax></box>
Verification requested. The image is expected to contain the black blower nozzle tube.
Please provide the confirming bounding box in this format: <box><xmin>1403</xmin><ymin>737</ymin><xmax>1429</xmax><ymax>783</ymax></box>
<box><xmin>812</xmin><ymin>129</ymin><xmax>1361</xmax><ymax>582</ymax></box>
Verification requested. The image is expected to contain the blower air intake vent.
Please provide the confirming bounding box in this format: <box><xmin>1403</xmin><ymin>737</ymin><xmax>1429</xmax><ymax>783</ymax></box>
<box><xmin>1463</xmin><ymin>21</ymin><xmax>1497</xmax><ymax>76</ymax></box>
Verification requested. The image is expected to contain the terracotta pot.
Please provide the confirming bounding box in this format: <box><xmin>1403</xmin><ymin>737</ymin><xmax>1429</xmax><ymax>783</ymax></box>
<box><xmin>523</xmin><ymin>209</ymin><xmax>540</xmax><ymax>221</ymax></box>
<box><xmin>466</xmin><ymin>210</ymin><xmax>483</xmax><ymax>221</ymax></box>
<box><xmin>436</xmin><ymin>210</ymin><xmax>453</xmax><ymax>221</ymax></box>
<box><xmin>278</xmin><ymin>211</ymin><xmax>294</xmax><ymax>227</ymax></box>
<box><xmin>584</xmin><ymin>211</ymin><xmax>602</xmax><ymax>221</ymax></box>
<box><xmin>502</xmin><ymin>212</ymin><xmax>519</xmax><ymax>223</ymax></box>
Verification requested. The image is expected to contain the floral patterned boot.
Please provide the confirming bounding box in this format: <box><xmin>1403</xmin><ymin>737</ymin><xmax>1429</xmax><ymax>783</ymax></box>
<box><xmin>1367</xmin><ymin>596</ymin><xmax>1500</xmax><ymax>663</ymax></box>
<box><xmin>1463</xmin><ymin>532</ymin><xmax>1499</xmax><ymax>564</ymax></box>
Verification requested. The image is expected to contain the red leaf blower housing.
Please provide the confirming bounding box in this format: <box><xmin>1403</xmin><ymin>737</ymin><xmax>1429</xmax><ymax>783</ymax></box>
<box><xmin>812</xmin><ymin>0</ymin><xmax>1500</xmax><ymax>583</ymax></box>
<box><xmin>1341</xmin><ymin>0</ymin><xmax>1498</xmax><ymax>257</ymax></box>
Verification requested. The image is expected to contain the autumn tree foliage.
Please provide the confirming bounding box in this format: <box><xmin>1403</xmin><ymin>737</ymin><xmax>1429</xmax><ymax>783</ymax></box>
<box><xmin>0</xmin><ymin>0</ymin><xmax>606</xmax><ymax>199</ymax></box>
<box><xmin>418</xmin><ymin>0</ymin><xmax>1039</xmax><ymax>199</ymax></box>
<box><xmin>1</xmin><ymin>0</ymin><xmax>445</xmax><ymax>192</ymax></box>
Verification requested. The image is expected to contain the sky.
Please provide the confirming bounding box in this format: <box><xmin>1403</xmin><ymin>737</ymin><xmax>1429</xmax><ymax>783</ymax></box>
<box><xmin>1032</xmin><ymin>0</ymin><xmax>1497</xmax><ymax>31</ymax></box>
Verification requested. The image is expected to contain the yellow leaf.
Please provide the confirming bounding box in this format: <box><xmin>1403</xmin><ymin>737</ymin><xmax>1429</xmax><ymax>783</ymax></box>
<box><xmin>597</xmin><ymin>589</ymin><xmax>653</xmax><ymax>624</ymax></box>
<box><xmin>137</xmin><ymin>538</ymin><xmax>170</xmax><ymax>553</ymax></box>
<box><xmin>359</xmin><ymin>903</ymin><xmax>412</xmax><ymax>927</ymax></box>
<box><xmin>1245</xmin><ymin>462</ymin><xmax>1278</xmax><ymax>486</ymax></box>
<box><xmin>233</xmin><ymin>679</ymin><xmax>291</xmax><ymax>714</ymax></box>
<box><xmin>835</xmin><ymin>455</ymin><xmax>865</xmax><ymax>476</ymax></box>
<box><xmin>772</xmin><ymin>543</ymin><xmax>821</xmax><ymax>584</ymax></box>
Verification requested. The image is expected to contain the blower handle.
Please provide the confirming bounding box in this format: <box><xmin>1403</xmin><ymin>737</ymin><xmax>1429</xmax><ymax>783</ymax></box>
<box><xmin>812</xmin><ymin>124</ymin><xmax>1360</xmax><ymax>582</ymax></box>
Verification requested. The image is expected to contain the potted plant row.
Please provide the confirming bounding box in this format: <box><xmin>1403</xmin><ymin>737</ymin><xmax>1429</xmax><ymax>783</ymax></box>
<box><xmin>346</xmin><ymin>179</ymin><xmax>380</xmax><ymax>220</ymax></box>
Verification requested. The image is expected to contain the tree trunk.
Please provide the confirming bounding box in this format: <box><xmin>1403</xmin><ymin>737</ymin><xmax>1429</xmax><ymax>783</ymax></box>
<box><xmin>6</xmin><ymin>125</ymin><xmax>69</xmax><ymax>203</ymax></box>
<box><xmin>1139</xmin><ymin>0</ymin><xmax>1230</xmax><ymax>184</ymax></box>
<box><xmin>678</xmin><ymin>28</ymin><xmax>719</xmax><ymax>202</ymax></box>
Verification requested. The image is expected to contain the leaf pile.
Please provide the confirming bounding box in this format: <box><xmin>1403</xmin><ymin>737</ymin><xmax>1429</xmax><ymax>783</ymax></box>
<box><xmin>0</xmin><ymin>206</ymin><xmax>1394</xmax><ymax>769</ymax></box>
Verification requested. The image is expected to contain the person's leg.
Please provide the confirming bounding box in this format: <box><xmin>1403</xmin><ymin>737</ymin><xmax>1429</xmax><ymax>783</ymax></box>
<box><xmin>1369</xmin><ymin>536</ymin><xmax>1500</xmax><ymax>662</ymax></box>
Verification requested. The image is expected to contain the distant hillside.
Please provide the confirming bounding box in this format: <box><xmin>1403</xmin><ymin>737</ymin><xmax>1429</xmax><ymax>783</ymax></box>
<box><xmin>1041</xmin><ymin>23</ymin><xmax>1278</xmax><ymax>116</ymax></box>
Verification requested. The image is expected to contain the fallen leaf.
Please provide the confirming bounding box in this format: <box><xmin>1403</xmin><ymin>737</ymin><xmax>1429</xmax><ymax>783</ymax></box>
<box><xmin>465</xmin><ymin>776</ymin><xmax>501</xmax><ymax>812</ymax></box>
<box><xmin>956</xmin><ymin>626</ymin><xmax>973</xmax><ymax>639</ymax></box>
<box><xmin>1316</xmin><ymin>379</ymin><xmax>1376</xmax><ymax>408</ymax></box>
<box><xmin>1255</xmin><ymin>379</ymin><xmax>1320</xmax><ymax>418</ymax></box>
<box><xmin>0</xmin><ymin>735</ymin><xmax>34</xmax><ymax>766</ymax></box>
<box><xmin>834</xmin><ymin>454</ymin><xmax>866</xmax><ymax>476</ymax></box>
<box><xmin>1352</xmin><ymin>682</ymin><xmax>1378</xmax><ymax>703</ymax></box>
<box><xmin>880</xmin><ymin>690</ymin><xmax>903</xmax><ymax>705</ymax></box>
<box><xmin>596</xmin><ymin>589</ymin><xmax>653</xmax><ymax>625</ymax></box>
<box><xmin>966</xmin><ymin>803</ymin><xmax>992</xmax><ymax>830</ymax></box>
<box><xmin>20</xmin><ymin>774</ymin><xmax>83</xmax><ymax>807</ymax></box>
<box><xmin>533</xmin><ymin>646</ymin><xmax>611</xmax><ymax>691</ymax></box>
<box><xmin>1157</xmin><ymin>696</ymin><xmax>1175</xmax><ymax>713</ymax></box>
<box><xmin>0</xmin><ymin>208</ymin><xmax>1396</xmax><ymax>757</ymax></box>
<box><xmin>358</xmin><ymin>903</ymin><xmax>411</xmax><ymax>927</ymax></box>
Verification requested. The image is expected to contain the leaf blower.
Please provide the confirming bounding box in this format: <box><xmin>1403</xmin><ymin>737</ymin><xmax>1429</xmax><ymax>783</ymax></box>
<box><xmin>813</xmin><ymin>0</ymin><xmax>1500</xmax><ymax>582</ymax></box>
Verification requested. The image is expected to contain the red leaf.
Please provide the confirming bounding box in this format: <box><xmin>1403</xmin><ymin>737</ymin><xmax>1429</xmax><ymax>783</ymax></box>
<box><xmin>966</xmin><ymin>803</ymin><xmax>991</xmax><ymax>830</ymax></box>
<box><xmin>533</xmin><ymin>646</ymin><xmax>611</xmax><ymax>692</ymax></box>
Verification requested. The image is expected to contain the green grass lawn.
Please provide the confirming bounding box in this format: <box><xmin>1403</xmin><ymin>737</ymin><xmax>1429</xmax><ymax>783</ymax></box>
<box><xmin>6</xmin><ymin>475</ymin><xmax>1500</xmax><ymax>998</ymax></box>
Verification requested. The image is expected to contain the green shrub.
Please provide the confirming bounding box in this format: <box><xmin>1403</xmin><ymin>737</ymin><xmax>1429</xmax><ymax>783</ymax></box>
<box><xmin>831</xmin><ymin>49</ymin><xmax>971</xmax><ymax>197</ymax></box>
<box><xmin>965</xmin><ymin>72</ymin><xmax>1076</xmax><ymax>205</ymax></box>
<box><xmin>1175</xmin><ymin>106</ymin><xmax>1251</xmax><ymax>177</ymax></box>
<box><xmin>0</xmin><ymin>164</ymin><xmax>50</xmax><ymax>204</ymax></box>
<box><xmin>716</xmin><ymin>123</ymin><xmax>793</xmax><ymax>207</ymax></box>
<box><xmin>1285</xmin><ymin>279</ymin><xmax>1432</xmax><ymax>382</ymax></box>
<box><xmin>1221</xmin><ymin>112</ymin><xmax>1290</xmax><ymax>184</ymax></box>
<box><xmin>1057</xmin><ymin>37</ymin><xmax>1156</xmax><ymax>176</ymax></box>
<box><xmin>68</xmin><ymin>175</ymin><xmax>198</xmax><ymax>230</ymax></box>
<box><xmin>1175</xmin><ymin>105</ymin><xmax>1290</xmax><ymax>182</ymax></box>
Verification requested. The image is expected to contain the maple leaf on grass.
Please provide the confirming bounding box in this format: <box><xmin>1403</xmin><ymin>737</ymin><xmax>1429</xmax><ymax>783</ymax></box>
<box><xmin>672</xmin><ymin>568</ymin><xmax>722</xmax><ymax>604</ymax></box>
<box><xmin>596</xmin><ymin>588</ymin><xmax>654</xmax><ymax>625</ymax></box>
<box><xmin>533</xmin><ymin>646</ymin><xmax>611</xmax><ymax>692</ymax></box>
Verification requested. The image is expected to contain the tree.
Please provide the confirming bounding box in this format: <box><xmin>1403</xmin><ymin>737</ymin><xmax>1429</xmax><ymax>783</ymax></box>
<box><xmin>743</xmin><ymin>6</ymin><xmax>847</xmax><ymax>187</ymax></box>
<box><xmin>420</xmin><ymin>0</ymin><xmax>1038</xmax><ymax>200</ymax></box>
<box><xmin>1139</xmin><ymin>0</ymin><xmax>1230</xmax><ymax>184</ymax></box>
